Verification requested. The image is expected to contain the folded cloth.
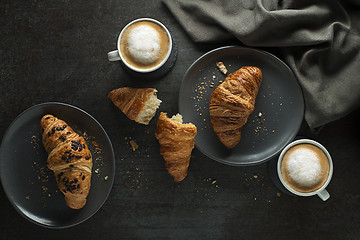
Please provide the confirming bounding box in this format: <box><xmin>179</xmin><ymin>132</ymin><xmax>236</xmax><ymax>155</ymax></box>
<box><xmin>163</xmin><ymin>0</ymin><xmax>360</xmax><ymax>128</ymax></box>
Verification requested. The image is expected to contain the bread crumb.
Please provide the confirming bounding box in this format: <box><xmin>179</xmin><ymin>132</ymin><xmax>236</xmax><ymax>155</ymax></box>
<box><xmin>83</xmin><ymin>131</ymin><xmax>88</xmax><ymax>140</ymax></box>
<box><xmin>216</xmin><ymin>62</ymin><xmax>228</xmax><ymax>74</ymax></box>
<box><xmin>92</xmin><ymin>141</ymin><xmax>102</xmax><ymax>154</ymax></box>
<box><xmin>277</xmin><ymin>192</ymin><xmax>281</xmax><ymax>197</ymax></box>
<box><xmin>130</xmin><ymin>140</ymin><xmax>138</xmax><ymax>151</ymax></box>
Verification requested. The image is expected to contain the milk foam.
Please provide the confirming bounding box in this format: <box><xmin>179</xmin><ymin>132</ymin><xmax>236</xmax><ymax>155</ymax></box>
<box><xmin>127</xmin><ymin>25</ymin><xmax>160</xmax><ymax>64</ymax></box>
<box><xmin>287</xmin><ymin>148</ymin><xmax>321</xmax><ymax>187</ymax></box>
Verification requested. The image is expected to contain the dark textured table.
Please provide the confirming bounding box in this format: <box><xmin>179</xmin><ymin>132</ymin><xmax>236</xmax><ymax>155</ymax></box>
<box><xmin>1</xmin><ymin>1</ymin><xmax>360</xmax><ymax>239</ymax></box>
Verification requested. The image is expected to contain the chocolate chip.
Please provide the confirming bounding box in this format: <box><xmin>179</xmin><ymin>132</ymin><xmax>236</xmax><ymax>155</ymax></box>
<box><xmin>45</xmin><ymin>116</ymin><xmax>50</xmax><ymax>120</ymax></box>
<box><xmin>57</xmin><ymin>172</ymin><xmax>63</xmax><ymax>181</ymax></box>
<box><xmin>59</xmin><ymin>135</ymin><xmax>66</xmax><ymax>141</ymax></box>
<box><xmin>85</xmin><ymin>156</ymin><xmax>90</xmax><ymax>160</ymax></box>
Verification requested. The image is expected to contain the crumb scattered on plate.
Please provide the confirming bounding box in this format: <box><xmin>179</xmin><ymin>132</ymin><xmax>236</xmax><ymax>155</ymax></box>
<box><xmin>216</xmin><ymin>62</ymin><xmax>228</xmax><ymax>74</ymax></box>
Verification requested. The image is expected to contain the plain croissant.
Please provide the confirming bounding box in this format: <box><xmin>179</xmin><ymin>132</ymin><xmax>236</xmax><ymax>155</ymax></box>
<box><xmin>40</xmin><ymin>114</ymin><xmax>92</xmax><ymax>209</ymax></box>
<box><xmin>155</xmin><ymin>112</ymin><xmax>197</xmax><ymax>182</ymax></box>
<box><xmin>108</xmin><ymin>87</ymin><xmax>162</xmax><ymax>125</ymax></box>
<box><xmin>209</xmin><ymin>66</ymin><xmax>262</xmax><ymax>149</ymax></box>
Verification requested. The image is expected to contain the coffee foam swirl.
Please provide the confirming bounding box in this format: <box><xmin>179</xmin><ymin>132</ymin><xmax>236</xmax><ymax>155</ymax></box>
<box><xmin>280</xmin><ymin>143</ymin><xmax>330</xmax><ymax>193</ymax></box>
<box><xmin>127</xmin><ymin>25</ymin><xmax>160</xmax><ymax>64</ymax></box>
<box><xmin>287</xmin><ymin>148</ymin><xmax>321</xmax><ymax>187</ymax></box>
<box><xmin>120</xmin><ymin>20</ymin><xmax>170</xmax><ymax>71</ymax></box>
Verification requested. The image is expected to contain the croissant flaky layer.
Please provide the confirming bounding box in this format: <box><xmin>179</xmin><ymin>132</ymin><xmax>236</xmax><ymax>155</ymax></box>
<box><xmin>209</xmin><ymin>66</ymin><xmax>262</xmax><ymax>149</ymax></box>
<box><xmin>155</xmin><ymin>112</ymin><xmax>197</xmax><ymax>182</ymax></box>
<box><xmin>108</xmin><ymin>87</ymin><xmax>161</xmax><ymax>125</ymax></box>
<box><xmin>40</xmin><ymin>114</ymin><xmax>92</xmax><ymax>209</ymax></box>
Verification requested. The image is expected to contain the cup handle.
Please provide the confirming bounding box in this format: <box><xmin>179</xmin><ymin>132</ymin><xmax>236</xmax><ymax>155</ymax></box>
<box><xmin>317</xmin><ymin>189</ymin><xmax>330</xmax><ymax>201</ymax></box>
<box><xmin>108</xmin><ymin>50</ymin><xmax>121</xmax><ymax>61</ymax></box>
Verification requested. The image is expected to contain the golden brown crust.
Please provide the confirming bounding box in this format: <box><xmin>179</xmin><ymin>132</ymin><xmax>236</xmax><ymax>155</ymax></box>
<box><xmin>41</xmin><ymin>114</ymin><xmax>92</xmax><ymax>209</ymax></box>
<box><xmin>55</xmin><ymin>168</ymin><xmax>91</xmax><ymax>209</ymax></box>
<box><xmin>155</xmin><ymin>112</ymin><xmax>197</xmax><ymax>182</ymax></box>
<box><xmin>108</xmin><ymin>87</ymin><xmax>155</xmax><ymax>123</ymax></box>
<box><xmin>209</xmin><ymin>66</ymin><xmax>262</xmax><ymax>149</ymax></box>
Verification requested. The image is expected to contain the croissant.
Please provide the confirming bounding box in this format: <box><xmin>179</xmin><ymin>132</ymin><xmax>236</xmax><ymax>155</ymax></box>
<box><xmin>40</xmin><ymin>114</ymin><xmax>92</xmax><ymax>209</ymax></box>
<box><xmin>209</xmin><ymin>66</ymin><xmax>262</xmax><ymax>149</ymax></box>
<box><xmin>155</xmin><ymin>112</ymin><xmax>197</xmax><ymax>182</ymax></box>
<box><xmin>108</xmin><ymin>87</ymin><xmax>162</xmax><ymax>125</ymax></box>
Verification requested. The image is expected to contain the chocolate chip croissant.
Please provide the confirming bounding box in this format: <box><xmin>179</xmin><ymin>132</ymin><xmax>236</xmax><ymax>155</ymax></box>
<box><xmin>40</xmin><ymin>114</ymin><xmax>92</xmax><ymax>209</ymax></box>
<box><xmin>155</xmin><ymin>112</ymin><xmax>197</xmax><ymax>182</ymax></box>
<box><xmin>209</xmin><ymin>66</ymin><xmax>262</xmax><ymax>149</ymax></box>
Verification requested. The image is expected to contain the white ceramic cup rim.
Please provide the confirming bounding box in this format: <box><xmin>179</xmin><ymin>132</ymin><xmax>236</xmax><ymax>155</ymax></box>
<box><xmin>277</xmin><ymin>139</ymin><xmax>333</xmax><ymax>197</ymax></box>
<box><xmin>116</xmin><ymin>18</ymin><xmax>172</xmax><ymax>73</ymax></box>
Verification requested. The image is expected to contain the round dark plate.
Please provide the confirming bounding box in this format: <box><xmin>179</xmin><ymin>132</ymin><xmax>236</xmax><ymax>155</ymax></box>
<box><xmin>0</xmin><ymin>102</ymin><xmax>115</xmax><ymax>228</ymax></box>
<box><xmin>179</xmin><ymin>46</ymin><xmax>304</xmax><ymax>166</ymax></box>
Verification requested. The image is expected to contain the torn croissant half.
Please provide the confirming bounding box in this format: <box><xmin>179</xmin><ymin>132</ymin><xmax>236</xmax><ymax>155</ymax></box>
<box><xmin>40</xmin><ymin>114</ymin><xmax>92</xmax><ymax>209</ymax></box>
<box><xmin>209</xmin><ymin>66</ymin><xmax>262</xmax><ymax>149</ymax></box>
<box><xmin>108</xmin><ymin>87</ymin><xmax>162</xmax><ymax>125</ymax></box>
<box><xmin>155</xmin><ymin>112</ymin><xmax>197</xmax><ymax>182</ymax></box>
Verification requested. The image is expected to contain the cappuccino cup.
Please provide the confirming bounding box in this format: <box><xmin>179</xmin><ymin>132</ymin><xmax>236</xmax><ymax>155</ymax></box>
<box><xmin>108</xmin><ymin>18</ymin><xmax>173</xmax><ymax>73</ymax></box>
<box><xmin>277</xmin><ymin>139</ymin><xmax>333</xmax><ymax>201</ymax></box>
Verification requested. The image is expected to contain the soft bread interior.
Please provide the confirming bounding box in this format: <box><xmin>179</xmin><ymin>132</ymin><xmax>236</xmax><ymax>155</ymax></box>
<box><xmin>137</xmin><ymin>90</ymin><xmax>162</xmax><ymax>125</ymax></box>
<box><xmin>170</xmin><ymin>113</ymin><xmax>183</xmax><ymax>124</ymax></box>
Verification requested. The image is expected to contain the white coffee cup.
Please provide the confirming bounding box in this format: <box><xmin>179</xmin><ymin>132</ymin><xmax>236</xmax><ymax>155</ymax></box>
<box><xmin>108</xmin><ymin>18</ymin><xmax>173</xmax><ymax>73</ymax></box>
<box><xmin>277</xmin><ymin>139</ymin><xmax>333</xmax><ymax>201</ymax></box>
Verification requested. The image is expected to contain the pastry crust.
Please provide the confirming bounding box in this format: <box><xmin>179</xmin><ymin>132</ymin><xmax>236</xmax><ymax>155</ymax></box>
<box><xmin>108</xmin><ymin>87</ymin><xmax>161</xmax><ymax>125</ymax></box>
<box><xmin>209</xmin><ymin>66</ymin><xmax>262</xmax><ymax>148</ymax></box>
<box><xmin>40</xmin><ymin>114</ymin><xmax>92</xmax><ymax>209</ymax></box>
<box><xmin>155</xmin><ymin>112</ymin><xmax>197</xmax><ymax>182</ymax></box>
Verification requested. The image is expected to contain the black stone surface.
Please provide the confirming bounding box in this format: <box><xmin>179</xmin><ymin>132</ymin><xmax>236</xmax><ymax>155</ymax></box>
<box><xmin>1</xmin><ymin>0</ymin><xmax>360</xmax><ymax>239</ymax></box>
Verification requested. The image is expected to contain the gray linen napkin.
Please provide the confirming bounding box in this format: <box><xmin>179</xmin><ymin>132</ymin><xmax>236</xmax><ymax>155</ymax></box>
<box><xmin>163</xmin><ymin>0</ymin><xmax>360</xmax><ymax>128</ymax></box>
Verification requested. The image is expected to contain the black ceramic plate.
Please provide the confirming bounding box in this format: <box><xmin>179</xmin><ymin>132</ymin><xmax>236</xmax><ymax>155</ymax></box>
<box><xmin>179</xmin><ymin>46</ymin><xmax>304</xmax><ymax>166</ymax></box>
<box><xmin>0</xmin><ymin>102</ymin><xmax>115</xmax><ymax>228</ymax></box>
